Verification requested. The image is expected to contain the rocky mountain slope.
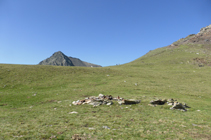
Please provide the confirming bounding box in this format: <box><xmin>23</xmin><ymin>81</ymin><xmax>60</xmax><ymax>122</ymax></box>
<box><xmin>39</xmin><ymin>51</ymin><xmax>102</xmax><ymax>67</ymax></box>
<box><xmin>128</xmin><ymin>24</ymin><xmax>211</xmax><ymax>67</ymax></box>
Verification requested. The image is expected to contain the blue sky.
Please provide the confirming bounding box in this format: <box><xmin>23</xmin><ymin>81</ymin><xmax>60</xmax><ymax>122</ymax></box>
<box><xmin>1</xmin><ymin>0</ymin><xmax>211</xmax><ymax>66</ymax></box>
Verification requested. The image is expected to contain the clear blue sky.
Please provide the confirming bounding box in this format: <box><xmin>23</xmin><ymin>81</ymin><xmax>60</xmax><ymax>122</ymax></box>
<box><xmin>1</xmin><ymin>0</ymin><xmax>211</xmax><ymax>66</ymax></box>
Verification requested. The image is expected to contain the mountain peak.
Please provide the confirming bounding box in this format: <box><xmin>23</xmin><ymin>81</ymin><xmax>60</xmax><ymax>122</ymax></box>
<box><xmin>54</xmin><ymin>51</ymin><xmax>62</xmax><ymax>53</ymax></box>
<box><xmin>39</xmin><ymin>51</ymin><xmax>102</xmax><ymax>67</ymax></box>
<box><xmin>52</xmin><ymin>51</ymin><xmax>65</xmax><ymax>56</ymax></box>
<box><xmin>39</xmin><ymin>51</ymin><xmax>74</xmax><ymax>66</ymax></box>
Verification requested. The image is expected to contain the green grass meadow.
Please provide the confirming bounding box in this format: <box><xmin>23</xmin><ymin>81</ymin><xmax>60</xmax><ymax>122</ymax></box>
<box><xmin>1</xmin><ymin>45</ymin><xmax>211</xmax><ymax>139</ymax></box>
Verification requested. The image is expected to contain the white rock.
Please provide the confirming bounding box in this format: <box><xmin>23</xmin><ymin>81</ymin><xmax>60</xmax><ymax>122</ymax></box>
<box><xmin>106</xmin><ymin>102</ymin><xmax>113</xmax><ymax>105</ymax></box>
<box><xmin>88</xmin><ymin>127</ymin><xmax>95</xmax><ymax>130</ymax></box>
<box><xmin>69</xmin><ymin>111</ymin><xmax>78</xmax><ymax>114</ymax></box>
<box><xmin>102</xmin><ymin>126</ymin><xmax>110</xmax><ymax>129</ymax></box>
<box><xmin>98</xmin><ymin>94</ymin><xmax>104</xmax><ymax>97</ymax></box>
<box><xmin>72</xmin><ymin>100</ymin><xmax>80</xmax><ymax>105</ymax></box>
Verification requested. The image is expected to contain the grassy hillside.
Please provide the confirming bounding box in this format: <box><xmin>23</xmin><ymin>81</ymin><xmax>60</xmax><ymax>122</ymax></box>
<box><xmin>1</xmin><ymin>44</ymin><xmax>211</xmax><ymax>139</ymax></box>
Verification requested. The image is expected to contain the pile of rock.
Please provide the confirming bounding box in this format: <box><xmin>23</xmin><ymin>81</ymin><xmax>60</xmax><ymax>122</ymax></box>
<box><xmin>72</xmin><ymin>94</ymin><xmax>140</xmax><ymax>107</ymax></box>
<box><xmin>168</xmin><ymin>99</ymin><xmax>191</xmax><ymax>111</ymax></box>
<box><xmin>149</xmin><ymin>98</ymin><xmax>191</xmax><ymax>111</ymax></box>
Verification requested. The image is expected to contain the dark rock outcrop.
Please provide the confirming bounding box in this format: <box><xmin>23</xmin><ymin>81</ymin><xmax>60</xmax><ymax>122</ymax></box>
<box><xmin>39</xmin><ymin>51</ymin><xmax>101</xmax><ymax>67</ymax></box>
<box><xmin>170</xmin><ymin>24</ymin><xmax>211</xmax><ymax>46</ymax></box>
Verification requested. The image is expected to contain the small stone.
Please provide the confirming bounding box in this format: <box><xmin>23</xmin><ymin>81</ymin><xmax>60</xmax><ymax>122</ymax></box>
<box><xmin>192</xmin><ymin>124</ymin><xmax>197</xmax><ymax>126</ymax></box>
<box><xmin>88</xmin><ymin>127</ymin><xmax>95</xmax><ymax>130</ymax></box>
<box><xmin>167</xmin><ymin>102</ymin><xmax>174</xmax><ymax>105</ymax></box>
<box><xmin>102</xmin><ymin>126</ymin><xmax>110</xmax><ymax>129</ymax></box>
<box><xmin>106</xmin><ymin>102</ymin><xmax>113</xmax><ymax>105</ymax></box>
<box><xmin>69</xmin><ymin>111</ymin><xmax>78</xmax><ymax>114</ymax></box>
<box><xmin>98</xmin><ymin>94</ymin><xmax>104</xmax><ymax>97</ymax></box>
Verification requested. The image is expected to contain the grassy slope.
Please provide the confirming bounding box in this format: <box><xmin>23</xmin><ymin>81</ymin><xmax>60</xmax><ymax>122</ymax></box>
<box><xmin>1</xmin><ymin>44</ymin><xmax>211</xmax><ymax>139</ymax></box>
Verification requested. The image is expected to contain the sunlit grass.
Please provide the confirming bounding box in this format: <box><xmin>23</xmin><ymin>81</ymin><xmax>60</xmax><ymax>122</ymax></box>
<box><xmin>1</xmin><ymin>44</ymin><xmax>211</xmax><ymax>139</ymax></box>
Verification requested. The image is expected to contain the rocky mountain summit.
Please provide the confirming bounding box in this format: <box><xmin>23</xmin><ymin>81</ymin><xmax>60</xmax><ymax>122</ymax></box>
<box><xmin>39</xmin><ymin>51</ymin><xmax>102</xmax><ymax>67</ymax></box>
<box><xmin>170</xmin><ymin>24</ymin><xmax>211</xmax><ymax>46</ymax></box>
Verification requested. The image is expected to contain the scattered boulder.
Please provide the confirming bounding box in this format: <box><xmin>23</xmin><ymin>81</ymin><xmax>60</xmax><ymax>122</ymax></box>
<box><xmin>118</xmin><ymin>99</ymin><xmax>140</xmax><ymax>105</ymax></box>
<box><xmin>170</xmin><ymin>102</ymin><xmax>187</xmax><ymax>111</ymax></box>
<box><xmin>167</xmin><ymin>98</ymin><xmax>177</xmax><ymax>105</ymax></box>
<box><xmin>150</xmin><ymin>99</ymin><xmax>167</xmax><ymax>105</ymax></box>
<box><xmin>149</xmin><ymin>98</ymin><xmax>191</xmax><ymax>112</ymax></box>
